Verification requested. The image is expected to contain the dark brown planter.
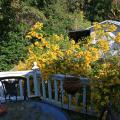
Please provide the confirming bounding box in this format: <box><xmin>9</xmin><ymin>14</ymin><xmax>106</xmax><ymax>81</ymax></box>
<box><xmin>63</xmin><ymin>75</ymin><xmax>81</xmax><ymax>95</ymax></box>
<box><xmin>0</xmin><ymin>106</ymin><xmax>7</xmax><ymax>116</ymax></box>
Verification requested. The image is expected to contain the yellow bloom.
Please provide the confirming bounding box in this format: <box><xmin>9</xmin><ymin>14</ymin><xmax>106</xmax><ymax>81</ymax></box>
<box><xmin>42</xmin><ymin>41</ymin><xmax>49</xmax><ymax>48</ymax></box>
<box><xmin>52</xmin><ymin>34</ymin><xmax>61</xmax><ymax>41</ymax></box>
<box><xmin>37</xmin><ymin>34</ymin><xmax>43</xmax><ymax>40</ymax></box>
<box><xmin>84</xmin><ymin>51</ymin><xmax>92</xmax><ymax>64</ymax></box>
<box><xmin>71</xmin><ymin>40</ymin><xmax>75</xmax><ymax>45</ymax></box>
<box><xmin>108</xmin><ymin>24</ymin><xmax>117</xmax><ymax>32</ymax></box>
<box><xmin>74</xmin><ymin>44</ymin><xmax>80</xmax><ymax>49</ymax></box>
<box><xmin>51</xmin><ymin>45</ymin><xmax>59</xmax><ymax>51</ymax></box>
<box><xmin>17</xmin><ymin>61</ymin><xmax>27</xmax><ymax>70</ymax></box>
<box><xmin>28</xmin><ymin>48</ymin><xmax>34</xmax><ymax>54</ymax></box>
<box><xmin>115</xmin><ymin>32</ymin><xmax>120</xmax><ymax>43</ymax></box>
<box><xmin>34</xmin><ymin>41</ymin><xmax>40</xmax><ymax>47</ymax></box>
<box><xmin>39</xmin><ymin>58</ymin><xmax>46</xmax><ymax>63</ymax></box>
<box><xmin>31</xmin><ymin>31</ymin><xmax>36</xmax><ymax>36</ymax></box>
<box><xmin>76</xmin><ymin>51</ymin><xmax>83</xmax><ymax>58</ymax></box>
<box><xmin>58</xmin><ymin>51</ymin><xmax>64</xmax><ymax>57</ymax></box>
<box><xmin>97</xmin><ymin>40</ymin><xmax>110</xmax><ymax>52</ymax></box>
<box><xmin>94</xmin><ymin>22</ymin><xmax>102</xmax><ymax>30</ymax></box>
<box><xmin>31</xmin><ymin>22</ymin><xmax>43</xmax><ymax>30</ymax></box>
<box><xmin>38</xmin><ymin>63</ymin><xmax>45</xmax><ymax>69</ymax></box>
<box><xmin>89</xmin><ymin>47</ymin><xmax>100</xmax><ymax>61</ymax></box>
<box><xmin>65</xmin><ymin>50</ymin><xmax>73</xmax><ymax>55</ymax></box>
<box><xmin>26</xmin><ymin>35</ymin><xmax>32</xmax><ymax>39</ymax></box>
<box><xmin>49</xmin><ymin>52</ymin><xmax>57</xmax><ymax>60</ymax></box>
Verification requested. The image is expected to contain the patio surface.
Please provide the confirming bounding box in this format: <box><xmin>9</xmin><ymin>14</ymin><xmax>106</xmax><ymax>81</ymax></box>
<box><xmin>1</xmin><ymin>101</ymin><xmax>68</xmax><ymax>120</ymax></box>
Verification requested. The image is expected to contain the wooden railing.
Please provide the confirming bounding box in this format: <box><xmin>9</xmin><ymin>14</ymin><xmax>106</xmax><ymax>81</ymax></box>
<box><xmin>0</xmin><ymin>62</ymin><xmax>94</xmax><ymax>114</ymax></box>
<box><xmin>40</xmin><ymin>74</ymin><xmax>93</xmax><ymax>114</ymax></box>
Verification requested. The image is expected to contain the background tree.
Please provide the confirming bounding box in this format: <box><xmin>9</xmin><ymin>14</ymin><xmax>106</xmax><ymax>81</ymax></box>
<box><xmin>0</xmin><ymin>0</ymin><xmax>119</xmax><ymax>71</ymax></box>
<box><xmin>109</xmin><ymin>0</ymin><xmax>120</xmax><ymax>20</ymax></box>
<box><xmin>86</xmin><ymin>0</ymin><xmax>112</xmax><ymax>21</ymax></box>
<box><xmin>0</xmin><ymin>0</ymin><xmax>28</xmax><ymax>71</ymax></box>
<box><xmin>85</xmin><ymin>0</ymin><xmax>120</xmax><ymax>21</ymax></box>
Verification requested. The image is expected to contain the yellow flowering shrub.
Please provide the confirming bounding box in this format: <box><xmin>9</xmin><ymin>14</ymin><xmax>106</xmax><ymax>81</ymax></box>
<box><xmin>115</xmin><ymin>32</ymin><xmax>120</xmax><ymax>43</ymax></box>
<box><xmin>91</xmin><ymin>55</ymin><xmax>120</xmax><ymax>112</ymax></box>
<box><xmin>89</xmin><ymin>23</ymin><xmax>120</xmax><ymax>112</ymax></box>
<box><xmin>17</xmin><ymin>22</ymin><xmax>119</xmax><ymax>79</ymax></box>
<box><xmin>17</xmin><ymin>22</ymin><xmax>120</xmax><ymax>112</ymax></box>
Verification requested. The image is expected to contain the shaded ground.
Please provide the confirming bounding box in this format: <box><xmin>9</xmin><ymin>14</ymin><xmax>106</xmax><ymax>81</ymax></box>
<box><xmin>64</xmin><ymin>110</ymin><xmax>97</xmax><ymax>120</ymax></box>
<box><xmin>0</xmin><ymin>101</ymin><xmax>97</xmax><ymax>120</ymax></box>
<box><xmin>1</xmin><ymin>101</ymin><xmax>42</xmax><ymax>120</ymax></box>
<box><xmin>1</xmin><ymin>101</ymin><xmax>67</xmax><ymax>120</ymax></box>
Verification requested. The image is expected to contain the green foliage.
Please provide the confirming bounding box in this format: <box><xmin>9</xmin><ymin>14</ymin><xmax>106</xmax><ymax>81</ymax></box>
<box><xmin>0</xmin><ymin>0</ymin><xmax>119</xmax><ymax>71</ymax></box>
<box><xmin>86</xmin><ymin>0</ymin><xmax>112</xmax><ymax>21</ymax></box>
<box><xmin>0</xmin><ymin>0</ymin><xmax>15</xmax><ymax>36</ymax></box>
<box><xmin>21</xmin><ymin>4</ymin><xmax>47</xmax><ymax>25</ymax></box>
<box><xmin>109</xmin><ymin>0</ymin><xmax>120</xmax><ymax>20</ymax></box>
<box><xmin>85</xmin><ymin>0</ymin><xmax>120</xmax><ymax>21</ymax></box>
<box><xmin>68</xmin><ymin>11</ymin><xmax>90</xmax><ymax>30</ymax></box>
<box><xmin>43</xmin><ymin>0</ymin><xmax>90</xmax><ymax>34</ymax></box>
<box><xmin>67</xmin><ymin>0</ymin><xmax>85</xmax><ymax>12</ymax></box>
<box><xmin>43</xmin><ymin>0</ymin><xmax>71</xmax><ymax>35</ymax></box>
<box><xmin>91</xmin><ymin>54</ymin><xmax>120</xmax><ymax>112</ymax></box>
<box><xmin>0</xmin><ymin>0</ymin><xmax>29</xmax><ymax>71</ymax></box>
<box><xmin>0</xmin><ymin>26</ymin><xmax>29</xmax><ymax>71</ymax></box>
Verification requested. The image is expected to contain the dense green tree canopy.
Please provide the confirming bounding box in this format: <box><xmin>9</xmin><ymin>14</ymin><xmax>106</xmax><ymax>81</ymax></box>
<box><xmin>0</xmin><ymin>0</ymin><xmax>28</xmax><ymax>71</ymax></box>
<box><xmin>0</xmin><ymin>0</ymin><xmax>119</xmax><ymax>71</ymax></box>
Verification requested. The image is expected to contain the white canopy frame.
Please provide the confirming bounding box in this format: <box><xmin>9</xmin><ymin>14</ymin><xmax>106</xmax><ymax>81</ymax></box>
<box><xmin>0</xmin><ymin>62</ymin><xmax>41</xmax><ymax>101</ymax></box>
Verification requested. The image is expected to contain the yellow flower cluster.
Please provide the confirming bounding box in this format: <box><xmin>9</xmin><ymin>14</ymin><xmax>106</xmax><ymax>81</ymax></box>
<box><xmin>84</xmin><ymin>51</ymin><xmax>92</xmax><ymax>65</ymax></box>
<box><xmin>97</xmin><ymin>40</ymin><xmax>110</xmax><ymax>53</ymax></box>
<box><xmin>51</xmin><ymin>34</ymin><xmax>63</xmax><ymax>41</ymax></box>
<box><xmin>108</xmin><ymin>24</ymin><xmax>117</xmax><ymax>32</ymax></box>
<box><xmin>93</xmin><ymin>22</ymin><xmax>102</xmax><ymax>30</ymax></box>
<box><xmin>17</xmin><ymin>22</ymin><xmax>120</xmax><ymax>112</ymax></box>
<box><xmin>75</xmin><ymin>51</ymin><xmax>83</xmax><ymax>58</ymax></box>
<box><xmin>65</xmin><ymin>50</ymin><xmax>73</xmax><ymax>55</ymax></box>
<box><xmin>115</xmin><ymin>33</ymin><xmax>120</xmax><ymax>43</ymax></box>
<box><xmin>31</xmin><ymin>22</ymin><xmax>43</xmax><ymax>31</ymax></box>
<box><xmin>17</xmin><ymin>22</ymin><xmax>120</xmax><ymax>80</ymax></box>
<box><xmin>26</xmin><ymin>22</ymin><xmax>43</xmax><ymax>40</ymax></box>
<box><xmin>89</xmin><ymin>47</ymin><xmax>99</xmax><ymax>61</ymax></box>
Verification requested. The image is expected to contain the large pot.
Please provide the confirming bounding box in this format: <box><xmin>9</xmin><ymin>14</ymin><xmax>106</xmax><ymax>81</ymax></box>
<box><xmin>63</xmin><ymin>75</ymin><xmax>81</xmax><ymax>95</ymax></box>
<box><xmin>0</xmin><ymin>105</ymin><xmax>7</xmax><ymax>116</ymax></box>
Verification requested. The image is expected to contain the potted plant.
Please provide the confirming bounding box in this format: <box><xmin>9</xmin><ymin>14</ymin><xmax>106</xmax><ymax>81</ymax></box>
<box><xmin>0</xmin><ymin>105</ymin><xmax>7</xmax><ymax>116</ymax></box>
<box><xmin>63</xmin><ymin>75</ymin><xmax>81</xmax><ymax>95</ymax></box>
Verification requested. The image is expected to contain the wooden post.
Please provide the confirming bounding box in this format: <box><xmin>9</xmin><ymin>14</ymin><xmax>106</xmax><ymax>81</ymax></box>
<box><xmin>32</xmin><ymin>62</ymin><xmax>41</xmax><ymax>96</ymax></box>
<box><xmin>42</xmin><ymin>80</ymin><xmax>46</xmax><ymax>98</ymax></box>
<box><xmin>75</xmin><ymin>93</ymin><xmax>79</xmax><ymax>105</ymax></box>
<box><xmin>19</xmin><ymin>79</ymin><xmax>24</xmax><ymax>98</ymax></box>
<box><xmin>68</xmin><ymin>94</ymin><xmax>72</xmax><ymax>109</ymax></box>
<box><xmin>48</xmin><ymin>80</ymin><xmax>52</xmax><ymax>100</ymax></box>
<box><xmin>60</xmin><ymin>80</ymin><xmax>64</xmax><ymax>103</ymax></box>
<box><xmin>83</xmin><ymin>85</ymin><xmax>87</xmax><ymax>112</ymax></box>
<box><xmin>54</xmin><ymin>80</ymin><xmax>58</xmax><ymax>101</ymax></box>
<box><xmin>26</xmin><ymin>76</ymin><xmax>31</xmax><ymax>97</ymax></box>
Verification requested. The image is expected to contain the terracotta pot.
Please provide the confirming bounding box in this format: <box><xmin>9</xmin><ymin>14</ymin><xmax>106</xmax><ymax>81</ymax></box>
<box><xmin>63</xmin><ymin>75</ymin><xmax>81</xmax><ymax>95</ymax></box>
<box><xmin>0</xmin><ymin>106</ymin><xmax>7</xmax><ymax>116</ymax></box>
